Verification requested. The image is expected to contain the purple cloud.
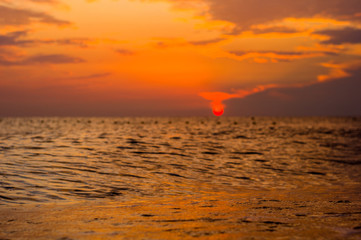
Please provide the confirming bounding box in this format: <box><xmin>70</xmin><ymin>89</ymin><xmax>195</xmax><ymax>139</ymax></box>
<box><xmin>164</xmin><ymin>0</ymin><xmax>361</xmax><ymax>34</ymax></box>
<box><xmin>0</xmin><ymin>5</ymin><xmax>71</xmax><ymax>26</ymax></box>
<box><xmin>208</xmin><ymin>0</ymin><xmax>361</xmax><ymax>30</ymax></box>
<box><xmin>251</xmin><ymin>26</ymin><xmax>300</xmax><ymax>34</ymax></box>
<box><xmin>115</xmin><ymin>48</ymin><xmax>135</xmax><ymax>55</ymax></box>
<box><xmin>316</xmin><ymin>27</ymin><xmax>361</xmax><ymax>44</ymax></box>
<box><xmin>231</xmin><ymin>50</ymin><xmax>336</xmax><ymax>56</ymax></box>
<box><xmin>226</xmin><ymin>68</ymin><xmax>361</xmax><ymax>116</ymax></box>
<box><xmin>0</xmin><ymin>54</ymin><xmax>84</xmax><ymax>66</ymax></box>
<box><xmin>0</xmin><ymin>31</ymin><xmax>93</xmax><ymax>48</ymax></box>
<box><xmin>228</xmin><ymin>50</ymin><xmax>337</xmax><ymax>63</ymax></box>
<box><xmin>41</xmin><ymin>38</ymin><xmax>92</xmax><ymax>48</ymax></box>
<box><xmin>188</xmin><ymin>37</ymin><xmax>225</xmax><ymax>46</ymax></box>
<box><xmin>70</xmin><ymin>72</ymin><xmax>112</xmax><ymax>80</ymax></box>
<box><xmin>0</xmin><ymin>31</ymin><xmax>33</xmax><ymax>46</ymax></box>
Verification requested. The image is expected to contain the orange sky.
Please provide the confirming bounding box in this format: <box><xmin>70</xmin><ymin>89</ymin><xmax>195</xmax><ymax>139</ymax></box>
<box><xmin>0</xmin><ymin>0</ymin><xmax>361</xmax><ymax>116</ymax></box>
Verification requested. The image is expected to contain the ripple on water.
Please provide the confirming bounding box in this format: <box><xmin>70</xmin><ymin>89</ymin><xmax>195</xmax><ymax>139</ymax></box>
<box><xmin>0</xmin><ymin>117</ymin><xmax>360</xmax><ymax>204</ymax></box>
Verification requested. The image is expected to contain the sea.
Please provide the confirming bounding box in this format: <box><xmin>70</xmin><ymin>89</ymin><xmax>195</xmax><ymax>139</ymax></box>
<box><xmin>1</xmin><ymin>117</ymin><xmax>360</xmax><ymax>205</ymax></box>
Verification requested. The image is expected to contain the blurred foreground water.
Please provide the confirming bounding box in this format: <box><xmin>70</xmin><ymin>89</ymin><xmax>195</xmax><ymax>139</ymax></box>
<box><xmin>0</xmin><ymin>117</ymin><xmax>361</xmax><ymax>239</ymax></box>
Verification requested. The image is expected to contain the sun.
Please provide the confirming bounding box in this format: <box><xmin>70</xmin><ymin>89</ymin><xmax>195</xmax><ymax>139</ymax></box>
<box><xmin>212</xmin><ymin>104</ymin><xmax>224</xmax><ymax>116</ymax></box>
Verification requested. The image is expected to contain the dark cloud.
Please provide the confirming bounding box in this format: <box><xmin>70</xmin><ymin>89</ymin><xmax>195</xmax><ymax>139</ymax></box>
<box><xmin>0</xmin><ymin>54</ymin><xmax>84</xmax><ymax>66</ymax></box>
<box><xmin>231</xmin><ymin>50</ymin><xmax>307</xmax><ymax>56</ymax></box>
<box><xmin>0</xmin><ymin>31</ymin><xmax>33</xmax><ymax>46</ymax></box>
<box><xmin>115</xmin><ymin>48</ymin><xmax>135</xmax><ymax>55</ymax></box>
<box><xmin>316</xmin><ymin>27</ymin><xmax>361</xmax><ymax>44</ymax></box>
<box><xmin>150</xmin><ymin>37</ymin><xmax>224</xmax><ymax>49</ymax></box>
<box><xmin>0</xmin><ymin>5</ymin><xmax>71</xmax><ymax>26</ymax></box>
<box><xmin>41</xmin><ymin>38</ymin><xmax>91</xmax><ymax>48</ymax></box>
<box><xmin>24</xmin><ymin>54</ymin><xmax>84</xmax><ymax>64</ymax></box>
<box><xmin>179</xmin><ymin>0</ymin><xmax>361</xmax><ymax>32</ymax></box>
<box><xmin>0</xmin><ymin>31</ymin><xmax>92</xmax><ymax>48</ymax></box>
<box><xmin>231</xmin><ymin>50</ymin><xmax>336</xmax><ymax>56</ymax></box>
<box><xmin>229</xmin><ymin>50</ymin><xmax>337</xmax><ymax>63</ymax></box>
<box><xmin>251</xmin><ymin>26</ymin><xmax>300</xmax><ymax>34</ymax></box>
<box><xmin>188</xmin><ymin>37</ymin><xmax>225</xmax><ymax>46</ymax></box>
<box><xmin>226</xmin><ymin>68</ymin><xmax>361</xmax><ymax>116</ymax></box>
<box><xmin>71</xmin><ymin>72</ymin><xmax>112</xmax><ymax>80</ymax></box>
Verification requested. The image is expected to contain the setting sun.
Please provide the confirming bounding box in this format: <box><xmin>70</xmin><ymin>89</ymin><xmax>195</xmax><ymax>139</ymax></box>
<box><xmin>212</xmin><ymin>103</ymin><xmax>224</xmax><ymax>116</ymax></box>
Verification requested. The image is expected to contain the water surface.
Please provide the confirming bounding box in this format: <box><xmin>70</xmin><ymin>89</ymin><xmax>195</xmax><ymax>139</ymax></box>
<box><xmin>1</xmin><ymin>117</ymin><xmax>360</xmax><ymax>239</ymax></box>
<box><xmin>0</xmin><ymin>117</ymin><xmax>360</xmax><ymax>204</ymax></box>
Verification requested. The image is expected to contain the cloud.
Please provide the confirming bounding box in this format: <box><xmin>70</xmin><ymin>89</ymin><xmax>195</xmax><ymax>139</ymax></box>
<box><xmin>226</xmin><ymin>68</ymin><xmax>361</xmax><ymax>116</ymax></box>
<box><xmin>229</xmin><ymin>50</ymin><xmax>336</xmax><ymax>63</ymax></box>
<box><xmin>0</xmin><ymin>30</ymin><xmax>97</xmax><ymax>48</ymax></box>
<box><xmin>200</xmin><ymin>59</ymin><xmax>361</xmax><ymax>115</ymax></box>
<box><xmin>199</xmin><ymin>85</ymin><xmax>276</xmax><ymax>113</ymax></box>
<box><xmin>38</xmin><ymin>38</ymin><xmax>125</xmax><ymax>48</ymax></box>
<box><xmin>316</xmin><ymin>27</ymin><xmax>361</xmax><ymax>44</ymax></box>
<box><xmin>317</xmin><ymin>60</ymin><xmax>361</xmax><ymax>82</ymax></box>
<box><xmin>204</xmin><ymin>0</ymin><xmax>361</xmax><ymax>31</ymax></box>
<box><xmin>22</xmin><ymin>54</ymin><xmax>84</xmax><ymax>64</ymax></box>
<box><xmin>199</xmin><ymin>92</ymin><xmax>239</xmax><ymax>102</ymax></box>
<box><xmin>199</xmin><ymin>91</ymin><xmax>241</xmax><ymax>115</ymax></box>
<box><xmin>251</xmin><ymin>26</ymin><xmax>300</xmax><ymax>34</ymax></box>
<box><xmin>0</xmin><ymin>54</ymin><xmax>84</xmax><ymax>66</ymax></box>
<box><xmin>0</xmin><ymin>5</ymin><xmax>71</xmax><ymax>26</ymax></box>
<box><xmin>154</xmin><ymin>0</ymin><xmax>360</xmax><ymax>36</ymax></box>
<box><xmin>0</xmin><ymin>30</ymin><xmax>129</xmax><ymax>54</ymax></box>
<box><xmin>0</xmin><ymin>31</ymin><xmax>33</xmax><ymax>46</ymax></box>
<box><xmin>188</xmin><ymin>37</ymin><xmax>225</xmax><ymax>46</ymax></box>
<box><xmin>115</xmin><ymin>48</ymin><xmax>135</xmax><ymax>55</ymax></box>
<box><xmin>41</xmin><ymin>38</ymin><xmax>92</xmax><ymax>48</ymax></box>
<box><xmin>70</xmin><ymin>72</ymin><xmax>112</xmax><ymax>80</ymax></box>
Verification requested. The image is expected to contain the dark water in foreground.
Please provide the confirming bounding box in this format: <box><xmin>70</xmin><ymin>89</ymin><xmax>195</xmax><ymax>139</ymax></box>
<box><xmin>0</xmin><ymin>117</ymin><xmax>360</xmax><ymax>205</ymax></box>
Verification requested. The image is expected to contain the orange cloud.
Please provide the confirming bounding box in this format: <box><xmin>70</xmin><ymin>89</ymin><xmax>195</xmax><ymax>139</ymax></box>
<box><xmin>199</xmin><ymin>92</ymin><xmax>239</xmax><ymax>116</ymax></box>
<box><xmin>230</xmin><ymin>50</ymin><xmax>334</xmax><ymax>63</ymax></box>
<box><xmin>317</xmin><ymin>60</ymin><xmax>361</xmax><ymax>82</ymax></box>
<box><xmin>199</xmin><ymin>85</ymin><xmax>277</xmax><ymax>115</ymax></box>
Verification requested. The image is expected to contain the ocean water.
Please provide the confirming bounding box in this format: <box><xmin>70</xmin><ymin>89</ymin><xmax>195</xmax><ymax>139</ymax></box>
<box><xmin>0</xmin><ymin>117</ymin><xmax>360</xmax><ymax>205</ymax></box>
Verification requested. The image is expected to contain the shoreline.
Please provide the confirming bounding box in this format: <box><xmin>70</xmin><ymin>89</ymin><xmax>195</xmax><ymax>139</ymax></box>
<box><xmin>1</xmin><ymin>186</ymin><xmax>361</xmax><ymax>239</ymax></box>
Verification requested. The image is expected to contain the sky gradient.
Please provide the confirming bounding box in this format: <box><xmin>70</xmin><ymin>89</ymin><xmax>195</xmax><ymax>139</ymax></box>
<box><xmin>0</xmin><ymin>0</ymin><xmax>360</xmax><ymax>116</ymax></box>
